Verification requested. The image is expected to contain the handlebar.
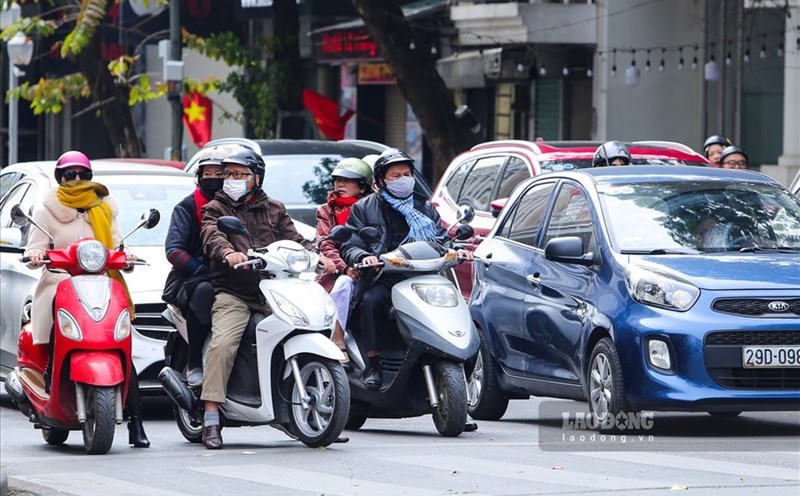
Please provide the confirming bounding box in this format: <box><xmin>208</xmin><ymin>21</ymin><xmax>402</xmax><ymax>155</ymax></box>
<box><xmin>127</xmin><ymin>259</ymin><xmax>148</xmax><ymax>266</ymax></box>
<box><xmin>233</xmin><ymin>259</ymin><xmax>265</xmax><ymax>270</ymax></box>
<box><xmin>20</xmin><ymin>256</ymin><xmax>50</xmax><ymax>264</ymax></box>
<box><xmin>354</xmin><ymin>261</ymin><xmax>385</xmax><ymax>270</ymax></box>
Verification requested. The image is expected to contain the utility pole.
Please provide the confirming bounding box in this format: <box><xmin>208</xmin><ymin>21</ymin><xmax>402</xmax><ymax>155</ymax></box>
<box><xmin>167</xmin><ymin>0</ymin><xmax>183</xmax><ymax>160</ymax></box>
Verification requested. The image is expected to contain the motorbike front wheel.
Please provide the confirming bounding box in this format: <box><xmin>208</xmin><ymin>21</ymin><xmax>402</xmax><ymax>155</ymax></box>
<box><xmin>432</xmin><ymin>361</ymin><xmax>468</xmax><ymax>437</ymax></box>
<box><xmin>42</xmin><ymin>426</ymin><xmax>69</xmax><ymax>445</ymax></box>
<box><xmin>287</xmin><ymin>356</ymin><xmax>350</xmax><ymax>448</ymax></box>
<box><xmin>83</xmin><ymin>386</ymin><xmax>116</xmax><ymax>454</ymax></box>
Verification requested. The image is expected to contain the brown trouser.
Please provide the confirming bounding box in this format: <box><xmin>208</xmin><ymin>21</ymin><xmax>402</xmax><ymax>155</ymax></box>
<box><xmin>200</xmin><ymin>292</ymin><xmax>269</xmax><ymax>403</ymax></box>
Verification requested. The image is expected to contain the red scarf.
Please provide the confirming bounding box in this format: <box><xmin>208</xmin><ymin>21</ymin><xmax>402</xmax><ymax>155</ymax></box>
<box><xmin>333</xmin><ymin>195</ymin><xmax>358</xmax><ymax>226</ymax></box>
<box><xmin>194</xmin><ymin>189</ymin><xmax>211</xmax><ymax>230</ymax></box>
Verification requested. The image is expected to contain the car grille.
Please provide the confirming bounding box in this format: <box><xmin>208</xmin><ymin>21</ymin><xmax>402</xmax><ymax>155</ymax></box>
<box><xmin>712</xmin><ymin>298</ymin><xmax>800</xmax><ymax>317</ymax></box>
<box><xmin>133</xmin><ymin>302</ymin><xmax>171</xmax><ymax>341</ymax></box>
<box><xmin>705</xmin><ymin>330</ymin><xmax>800</xmax><ymax>389</ymax></box>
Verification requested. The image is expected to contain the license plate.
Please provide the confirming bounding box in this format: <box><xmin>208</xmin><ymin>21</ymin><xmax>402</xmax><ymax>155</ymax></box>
<box><xmin>742</xmin><ymin>346</ymin><xmax>800</xmax><ymax>368</ymax></box>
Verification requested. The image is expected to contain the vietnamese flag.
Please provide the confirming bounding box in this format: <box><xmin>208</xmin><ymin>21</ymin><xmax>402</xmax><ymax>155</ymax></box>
<box><xmin>183</xmin><ymin>92</ymin><xmax>212</xmax><ymax>147</ymax></box>
<box><xmin>303</xmin><ymin>89</ymin><xmax>355</xmax><ymax>140</ymax></box>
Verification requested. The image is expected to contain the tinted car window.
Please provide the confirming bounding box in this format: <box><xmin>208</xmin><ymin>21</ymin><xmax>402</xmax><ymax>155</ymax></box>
<box><xmin>0</xmin><ymin>172</ymin><xmax>23</xmax><ymax>200</ymax></box>
<box><xmin>458</xmin><ymin>156</ymin><xmax>504</xmax><ymax>211</ymax></box>
<box><xmin>542</xmin><ymin>182</ymin><xmax>595</xmax><ymax>252</ymax></box>
<box><xmin>495</xmin><ymin>156</ymin><xmax>531</xmax><ymax>200</ymax></box>
<box><xmin>497</xmin><ymin>182</ymin><xmax>555</xmax><ymax>246</ymax></box>
<box><xmin>443</xmin><ymin>159</ymin><xmax>475</xmax><ymax>203</ymax></box>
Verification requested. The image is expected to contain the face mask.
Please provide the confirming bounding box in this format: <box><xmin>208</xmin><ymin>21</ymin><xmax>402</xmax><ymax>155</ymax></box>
<box><xmin>223</xmin><ymin>179</ymin><xmax>249</xmax><ymax>201</ymax></box>
<box><xmin>199</xmin><ymin>178</ymin><xmax>224</xmax><ymax>198</ymax></box>
<box><xmin>385</xmin><ymin>176</ymin><xmax>415</xmax><ymax>199</ymax></box>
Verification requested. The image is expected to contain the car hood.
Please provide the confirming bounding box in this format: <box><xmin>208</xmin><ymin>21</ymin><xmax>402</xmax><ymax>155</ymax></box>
<box><xmin>122</xmin><ymin>246</ymin><xmax>171</xmax><ymax>303</ymax></box>
<box><xmin>635</xmin><ymin>253</ymin><xmax>800</xmax><ymax>290</ymax></box>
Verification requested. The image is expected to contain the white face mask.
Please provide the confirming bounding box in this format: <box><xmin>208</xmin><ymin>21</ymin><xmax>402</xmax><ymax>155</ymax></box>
<box><xmin>223</xmin><ymin>179</ymin><xmax>248</xmax><ymax>201</ymax></box>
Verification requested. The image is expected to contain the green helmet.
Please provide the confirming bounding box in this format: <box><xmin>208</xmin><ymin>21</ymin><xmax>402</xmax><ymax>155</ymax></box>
<box><xmin>332</xmin><ymin>157</ymin><xmax>373</xmax><ymax>184</ymax></box>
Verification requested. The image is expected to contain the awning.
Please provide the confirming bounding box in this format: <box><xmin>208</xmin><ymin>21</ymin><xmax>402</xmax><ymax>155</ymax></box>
<box><xmin>309</xmin><ymin>0</ymin><xmax>449</xmax><ymax>36</ymax></box>
<box><xmin>436</xmin><ymin>48</ymin><xmax>501</xmax><ymax>89</ymax></box>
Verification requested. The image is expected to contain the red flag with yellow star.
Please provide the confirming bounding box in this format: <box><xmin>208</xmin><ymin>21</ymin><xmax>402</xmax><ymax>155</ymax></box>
<box><xmin>183</xmin><ymin>92</ymin><xmax>212</xmax><ymax>147</ymax></box>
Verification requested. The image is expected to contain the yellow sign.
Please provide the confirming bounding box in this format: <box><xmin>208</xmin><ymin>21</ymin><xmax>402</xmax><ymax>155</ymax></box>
<box><xmin>358</xmin><ymin>63</ymin><xmax>396</xmax><ymax>85</ymax></box>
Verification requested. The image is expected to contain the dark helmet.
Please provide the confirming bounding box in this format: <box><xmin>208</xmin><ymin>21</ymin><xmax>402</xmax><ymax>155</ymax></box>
<box><xmin>332</xmin><ymin>157</ymin><xmax>373</xmax><ymax>186</ymax></box>
<box><xmin>221</xmin><ymin>148</ymin><xmax>266</xmax><ymax>181</ymax></box>
<box><xmin>702</xmin><ymin>135</ymin><xmax>732</xmax><ymax>157</ymax></box>
<box><xmin>718</xmin><ymin>145</ymin><xmax>748</xmax><ymax>165</ymax></box>
<box><xmin>593</xmin><ymin>141</ymin><xmax>631</xmax><ymax>167</ymax></box>
<box><xmin>194</xmin><ymin>145</ymin><xmax>237</xmax><ymax>178</ymax></box>
<box><xmin>373</xmin><ymin>148</ymin><xmax>414</xmax><ymax>182</ymax></box>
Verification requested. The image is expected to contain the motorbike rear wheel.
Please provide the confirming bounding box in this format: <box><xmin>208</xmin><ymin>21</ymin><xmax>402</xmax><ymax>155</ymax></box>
<box><xmin>41</xmin><ymin>426</ymin><xmax>69</xmax><ymax>445</ymax></box>
<box><xmin>287</xmin><ymin>356</ymin><xmax>350</xmax><ymax>448</ymax></box>
<box><xmin>83</xmin><ymin>386</ymin><xmax>116</xmax><ymax>455</ymax></box>
<box><xmin>432</xmin><ymin>361</ymin><xmax>468</xmax><ymax>437</ymax></box>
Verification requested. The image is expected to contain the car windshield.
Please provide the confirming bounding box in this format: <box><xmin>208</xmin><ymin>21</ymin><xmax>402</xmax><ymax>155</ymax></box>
<box><xmin>540</xmin><ymin>158</ymin><xmax>707</xmax><ymax>174</ymax></box>
<box><xmin>101</xmin><ymin>174</ymin><xmax>195</xmax><ymax>247</ymax></box>
<box><xmin>263</xmin><ymin>155</ymin><xmax>342</xmax><ymax>205</ymax></box>
<box><xmin>598</xmin><ymin>180</ymin><xmax>800</xmax><ymax>253</ymax></box>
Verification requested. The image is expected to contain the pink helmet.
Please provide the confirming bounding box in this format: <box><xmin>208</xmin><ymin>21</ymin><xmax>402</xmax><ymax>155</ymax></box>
<box><xmin>55</xmin><ymin>150</ymin><xmax>92</xmax><ymax>170</ymax></box>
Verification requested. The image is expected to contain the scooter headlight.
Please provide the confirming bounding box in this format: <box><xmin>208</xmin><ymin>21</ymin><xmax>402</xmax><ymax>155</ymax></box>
<box><xmin>277</xmin><ymin>246</ymin><xmax>312</xmax><ymax>273</ymax></box>
<box><xmin>412</xmin><ymin>283</ymin><xmax>459</xmax><ymax>308</ymax></box>
<box><xmin>57</xmin><ymin>309</ymin><xmax>83</xmax><ymax>341</ymax></box>
<box><xmin>270</xmin><ymin>290</ymin><xmax>309</xmax><ymax>327</ymax></box>
<box><xmin>324</xmin><ymin>296</ymin><xmax>336</xmax><ymax>327</ymax></box>
<box><xmin>115</xmin><ymin>309</ymin><xmax>131</xmax><ymax>341</ymax></box>
<box><xmin>77</xmin><ymin>240</ymin><xmax>108</xmax><ymax>273</ymax></box>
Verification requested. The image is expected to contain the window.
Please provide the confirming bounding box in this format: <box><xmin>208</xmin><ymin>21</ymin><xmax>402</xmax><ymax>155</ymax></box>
<box><xmin>443</xmin><ymin>159</ymin><xmax>475</xmax><ymax>203</ymax></box>
<box><xmin>495</xmin><ymin>156</ymin><xmax>531</xmax><ymax>200</ymax></box>
<box><xmin>0</xmin><ymin>171</ymin><xmax>22</xmax><ymax>200</ymax></box>
<box><xmin>497</xmin><ymin>182</ymin><xmax>555</xmax><ymax>246</ymax></box>
<box><xmin>542</xmin><ymin>182</ymin><xmax>595</xmax><ymax>252</ymax></box>
<box><xmin>457</xmin><ymin>156</ymin><xmax>504</xmax><ymax>211</ymax></box>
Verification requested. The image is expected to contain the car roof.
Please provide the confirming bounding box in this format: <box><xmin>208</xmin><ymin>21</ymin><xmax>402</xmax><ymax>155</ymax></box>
<box><xmin>468</xmin><ymin>139</ymin><xmax>708</xmax><ymax>163</ymax></box>
<box><xmin>4</xmin><ymin>160</ymin><xmax>193</xmax><ymax>179</ymax></box>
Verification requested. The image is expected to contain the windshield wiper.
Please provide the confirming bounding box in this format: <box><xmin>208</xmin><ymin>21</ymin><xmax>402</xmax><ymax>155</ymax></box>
<box><xmin>620</xmin><ymin>248</ymin><xmax>700</xmax><ymax>255</ymax></box>
<box><xmin>738</xmin><ymin>246</ymin><xmax>800</xmax><ymax>253</ymax></box>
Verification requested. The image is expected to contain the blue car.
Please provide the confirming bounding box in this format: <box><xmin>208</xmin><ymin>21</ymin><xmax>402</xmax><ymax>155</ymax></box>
<box><xmin>467</xmin><ymin>165</ymin><xmax>800</xmax><ymax>426</ymax></box>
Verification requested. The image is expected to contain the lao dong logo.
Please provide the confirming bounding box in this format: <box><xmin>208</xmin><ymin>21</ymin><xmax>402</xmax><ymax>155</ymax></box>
<box><xmin>562</xmin><ymin>411</ymin><xmax>654</xmax><ymax>431</ymax></box>
<box><xmin>767</xmin><ymin>301</ymin><xmax>789</xmax><ymax>312</ymax></box>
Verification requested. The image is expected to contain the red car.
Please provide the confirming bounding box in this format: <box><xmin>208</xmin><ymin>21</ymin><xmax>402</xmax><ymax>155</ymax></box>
<box><xmin>432</xmin><ymin>140</ymin><xmax>710</xmax><ymax>297</ymax></box>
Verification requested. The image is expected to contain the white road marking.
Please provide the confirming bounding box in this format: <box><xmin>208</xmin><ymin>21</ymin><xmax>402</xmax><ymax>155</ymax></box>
<box><xmin>12</xmin><ymin>473</ymin><xmax>193</xmax><ymax>496</ymax></box>
<box><xmin>572</xmin><ymin>452</ymin><xmax>800</xmax><ymax>481</ymax></box>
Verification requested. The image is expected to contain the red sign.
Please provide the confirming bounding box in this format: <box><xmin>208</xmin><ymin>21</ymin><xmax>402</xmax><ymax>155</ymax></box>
<box><xmin>319</xmin><ymin>29</ymin><xmax>379</xmax><ymax>61</ymax></box>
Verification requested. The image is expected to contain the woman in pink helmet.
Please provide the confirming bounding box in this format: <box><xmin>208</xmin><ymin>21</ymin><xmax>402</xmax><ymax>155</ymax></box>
<box><xmin>23</xmin><ymin>150</ymin><xmax>150</xmax><ymax>448</ymax></box>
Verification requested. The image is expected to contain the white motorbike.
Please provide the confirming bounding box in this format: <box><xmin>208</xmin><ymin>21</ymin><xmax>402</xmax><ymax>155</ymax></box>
<box><xmin>159</xmin><ymin>216</ymin><xmax>349</xmax><ymax>448</ymax></box>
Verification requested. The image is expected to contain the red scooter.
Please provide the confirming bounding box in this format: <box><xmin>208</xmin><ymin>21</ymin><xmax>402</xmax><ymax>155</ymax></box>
<box><xmin>4</xmin><ymin>205</ymin><xmax>159</xmax><ymax>454</ymax></box>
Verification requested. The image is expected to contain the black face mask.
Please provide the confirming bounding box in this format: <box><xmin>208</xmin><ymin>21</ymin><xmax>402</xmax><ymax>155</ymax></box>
<box><xmin>199</xmin><ymin>178</ymin><xmax>224</xmax><ymax>198</ymax></box>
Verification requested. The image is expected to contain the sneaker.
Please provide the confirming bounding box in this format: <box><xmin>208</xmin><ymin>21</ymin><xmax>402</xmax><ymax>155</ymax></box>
<box><xmin>363</xmin><ymin>366</ymin><xmax>382</xmax><ymax>390</ymax></box>
<box><xmin>186</xmin><ymin>368</ymin><xmax>203</xmax><ymax>388</ymax></box>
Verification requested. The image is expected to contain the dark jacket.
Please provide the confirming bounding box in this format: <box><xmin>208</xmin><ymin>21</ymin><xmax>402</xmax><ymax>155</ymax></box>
<box><xmin>165</xmin><ymin>191</ymin><xmax>208</xmax><ymax>277</ymax></box>
<box><xmin>340</xmin><ymin>192</ymin><xmax>448</xmax><ymax>266</ymax></box>
<box><xmin>201</xmin><ymin>188</ymin><xmax>311</xmax><ymax>306</ymax></box>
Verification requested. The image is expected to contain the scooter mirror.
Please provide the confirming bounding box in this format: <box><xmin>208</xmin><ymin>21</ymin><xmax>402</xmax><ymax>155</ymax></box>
<box><xmin>143</xmin><ymin>209</ymin><xmax>160</xmax><ymax>229</ymax></box>
<box><xmin>218</xmin><ymin>216</ymin><xmax>248</xmax><ymax>236</ymax></box>
<box><xmin>10</xmin><ymin>204</ymin><xmax>30</xmax><ymax>227</ymax></box>
<box><xmin>454</xmin><ymin>224</ymin><xmax>474</xmax><ymax>240</ymax></box>
<box><xmin>456</xmin><ymin>204</ymin><xmax>475</xmax><ymax>224</ymax></box>
<box><xmin>327</xmin><ymin>225</ymin><xmax>353</xmax><ymax>244</ymax></box>
<box><xmin>359</xmin><ymin>226</ymin><xmax>381</xmax><ymax>244</ymax></box>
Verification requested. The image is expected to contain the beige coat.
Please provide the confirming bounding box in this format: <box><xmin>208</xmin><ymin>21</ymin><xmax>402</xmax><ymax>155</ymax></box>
<box><xmin>24</xmin><ymin>187</ymin><xmax>121</xmax><ymax>344</ymax></box>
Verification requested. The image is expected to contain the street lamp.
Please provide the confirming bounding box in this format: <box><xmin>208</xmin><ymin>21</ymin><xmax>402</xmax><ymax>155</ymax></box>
<box><xmin>6</xmin><ymin>31</ymin><xmax>33</xmax><ymax>165</ymax></box>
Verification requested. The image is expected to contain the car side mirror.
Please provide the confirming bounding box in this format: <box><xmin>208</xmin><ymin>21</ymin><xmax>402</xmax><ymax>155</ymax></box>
<box><xmin>359</xmin><ymin>226</ymin><xmax>381</xmax><ymax>244</ymax></box>
<box><xmin>544</xmin><ymin>236</ymin><xmax>594</xmax><ymax>266</ymax></box>
<box><xmin>456</xmin><ymin>204</ymin><xmax>475</xmax><ymax>224</ymax></box>
<box><xmin>490</xmin><ymin>198</ymin><xmax>507</xmax><ymax>219</ymax></box>
<box><xmin>218</xmin><ymin>216</ymin><xmax>248</xmax><ymax>236</ymax></box>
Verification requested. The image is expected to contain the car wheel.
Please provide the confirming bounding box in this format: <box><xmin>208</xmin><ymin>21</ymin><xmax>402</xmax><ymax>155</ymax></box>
<box><xmin>467</xmin><ymin>327</ymin><xmax>509</xmax><ymax>421</ymax></box>
<box><xmin>587</xmin><ymin>337</ymin><xmax>630</xmax><ymax>432</ymax></box>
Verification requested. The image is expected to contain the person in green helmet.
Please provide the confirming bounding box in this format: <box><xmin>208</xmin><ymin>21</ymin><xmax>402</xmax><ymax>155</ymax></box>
<box><xmin>315</xmin><ymin>157</ymin><xmax>374</xmax><ymax>365</ymax></box>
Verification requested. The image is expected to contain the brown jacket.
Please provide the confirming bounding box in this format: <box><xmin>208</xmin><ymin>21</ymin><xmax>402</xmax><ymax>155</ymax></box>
<box><xmin>201</xmin><ymin>188</ymin><xmax>311</xmax><ymax>306</ymax></box>
<box><xmin>315</xmin><ymin>199</ymin><xmax>348</xmax><ymax>292</ymax></box>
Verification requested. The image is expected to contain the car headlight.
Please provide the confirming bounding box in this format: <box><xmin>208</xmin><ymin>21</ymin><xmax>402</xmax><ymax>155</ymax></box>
<box><xmin>77</xmin><ymin>240</ymin><xmax>108</xmax><ymax>273</ymax></box>
<box><xmin>115</xmin><ymin>309</ymin><xmax>131</xmax><ymax>341</ymax></box>
<box><xmin>270</xmin><ymin>290</ymin><xmax>309</xmax><ymax>327</ymax></box>
<box><xmin>625</xmin><ymin>265</ymin><xmax>699</xmax><ymax>311</ymax></box>
<box><xmin>277</xmin><ymin>246</ymin><xmax>312</xmax><ymax>273</ymax></box>
<box><xmin>57</xmin><ymin>309</ymin><xmax>82</xmax><ymax>341</ymax></box>
<box><xmin>412</xmin><ymin>283</ymin><xmax>459</xmax><ymax>308</ymax></box>
<box><xmin>324</xmin><ymin>296</ymin><xmax>336</xmax><ymax>327</ymax></box>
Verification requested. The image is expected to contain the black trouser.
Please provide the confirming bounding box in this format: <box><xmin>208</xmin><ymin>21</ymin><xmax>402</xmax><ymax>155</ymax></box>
<box><xmin>356</xmin><ymin>273</ymin><xmax>406</xmax><ymax>353</ymax></box>
<box><xmin>183</xmin><ymin>280</ymin><xmax>214</xmax><ymax>371</ymax></box>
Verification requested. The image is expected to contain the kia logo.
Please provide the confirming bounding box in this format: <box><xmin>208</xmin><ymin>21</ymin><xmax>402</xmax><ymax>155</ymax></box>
<box><xmin>767</xmin><ymin>301</ymin><xmax>790</xmax><ymax>312</ymax></box>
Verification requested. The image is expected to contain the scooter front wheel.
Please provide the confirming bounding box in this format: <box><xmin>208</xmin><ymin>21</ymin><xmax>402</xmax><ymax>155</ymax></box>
<box><xmin>83</xmin><ymin>386</ymin><xmax>116</xmax><ymax>455</ymax></box>
<box><xmin>432</xmin><ymin>361</ymin><xmax>468</xmax><ymax>437</ymax></box>
<box><xmin>287</xmin><ymin>356</ymin><xmax>350</xmax><ymax>448</ymax></box>
<box><xmin>42</xmin><ymin>426</ymin><xmax>69</xmax><ymax>445</ymax></box>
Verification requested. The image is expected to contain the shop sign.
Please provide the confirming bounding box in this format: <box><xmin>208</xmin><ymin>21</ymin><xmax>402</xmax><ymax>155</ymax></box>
<box><xmin>318</xmin><ymin>28</ymin><xmax>379</xmax><ymax>61</ymax></box>
<box><xmin>358</xmin><ymin>63</ymin><xmax>396</xmax><ymax>85</ymax></box>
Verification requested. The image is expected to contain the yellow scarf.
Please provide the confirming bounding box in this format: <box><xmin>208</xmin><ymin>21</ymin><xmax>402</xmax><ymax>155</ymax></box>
<box><xmin>57</xmin><ymin>181</ymin><xmax>135</xmax><ymax>319</ymax></box>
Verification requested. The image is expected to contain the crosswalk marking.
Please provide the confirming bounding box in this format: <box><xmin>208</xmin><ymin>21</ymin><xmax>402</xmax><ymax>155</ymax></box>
<box><xmin>386</xmin><ymin>454</ymin><xmax>673</xmax><ymax>490</ymax></box>
<box><xmin>572</xmin><ymin>452</ymin><xmax>800</xmax><ymax>481</ymax></box>
<box><xmin>12</xmin><ymin>473</ymin><xmax>193</xmax><ymax>496</ymax></box>
<box><xmin>193</xmin><ymin>464</ymin><xmax>467</xmax><ymax>496</ymax></box>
